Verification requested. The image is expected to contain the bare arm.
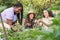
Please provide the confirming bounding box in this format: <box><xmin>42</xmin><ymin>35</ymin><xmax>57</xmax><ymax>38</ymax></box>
<box><xmin>40</xmin><ymin>20</ymin><xmax>51</xmax><ymax>27</ymax></box>
<box><xmin>41</xmin><ymin>21</ymin><xmax>50</xmax><ymax>26</ymax></box>
<box><xmin>22</xmin><ymin>19</ymin><xmax>26</xmax><ymax>28</ymax></box>
<box><xmin>7</xmin><ymin>19</ymin><xmax>13</xmax><ymax>28</ymax></box>
<box><xmin>37</xmin><ymin>19</ymin><xmax>51</xmax><ymax>27</ymax></box>
<box><xmin>37</xmin><ymin>19</ymin><xmax>43</xmax><ymax>26</ymax></box>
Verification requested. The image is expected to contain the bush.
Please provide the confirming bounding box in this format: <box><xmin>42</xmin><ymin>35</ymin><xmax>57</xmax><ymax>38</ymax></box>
<box><xmin>0</xmin><ymin>6</ymin><xmax>7</xmax><ymax>12</ymax></box>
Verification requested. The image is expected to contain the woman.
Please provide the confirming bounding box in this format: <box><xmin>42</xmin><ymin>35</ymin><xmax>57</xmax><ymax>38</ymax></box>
<box><xmin>38</xmin><ymin>10</ymin><xmax>54</xmax><ymax>31</ymax></box>
<box><xmin>0</xmin><ymin>3</ymin><xmax>23</xmax><ymax>30</ymax></box>
<box><xmin>22</xmin><ymin>11</ymin><xmax>37</xmax><ymax>29</ymax></box>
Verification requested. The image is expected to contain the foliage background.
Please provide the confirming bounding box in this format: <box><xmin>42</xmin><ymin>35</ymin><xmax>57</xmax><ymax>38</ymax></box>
<box><xmin>0</xmin><ymin>0</ymin><xmax>60</xmax><ymax>40</ymax></box>
<box><xmin>0</xmin><ymin>0</ymin><xmax>60</xmax><ymax>18</ymax></box>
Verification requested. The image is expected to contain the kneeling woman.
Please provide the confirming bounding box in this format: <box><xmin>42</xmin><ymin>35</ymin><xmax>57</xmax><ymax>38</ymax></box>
<box><xmin>22</xmin><ymin>11</ymin><xmax>37</xmax><ymax>29</ymax></box>
<box><xmin>38</xmin><ymin>10</ymin><xmax>54</xmax><ymax>31</ymax></box>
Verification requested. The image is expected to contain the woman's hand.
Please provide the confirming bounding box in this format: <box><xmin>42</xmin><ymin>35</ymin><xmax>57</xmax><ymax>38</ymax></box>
<box><xmin>37</xmin><ymin>19</ymin><xmax>43</xmax><ymax>26</ymax></box>
<box><xmin>27</xmin><ymin>23</ymin><xmax>31</xmax><ymax>26</ymax></box>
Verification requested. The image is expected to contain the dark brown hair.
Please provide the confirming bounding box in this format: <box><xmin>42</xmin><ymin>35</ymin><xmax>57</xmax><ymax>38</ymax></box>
<box><xmin>16</xmin><ymin>2</ymin><xmax>23</xmax><ymax>25</ymax></box>
<box><xmin>43</xmin><ymin>10</ymin><xmax>54</xmax><ymax>17</ymax></box>
<box><xmin>27</xmin><ymin>13</ymin><xmax>35</xmax><ymax>19</ymax></box>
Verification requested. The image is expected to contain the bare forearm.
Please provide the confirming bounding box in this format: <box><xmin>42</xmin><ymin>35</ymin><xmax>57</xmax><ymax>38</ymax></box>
<box><xmin>41</xmin><ymin>21</ymin><xmax>50</xmax><ymax>26</ymax></box>
<box><xmin>7</xmin><ymin>19</ymin><xmax>13</xmax><ymax>26</ymax></box>
<box><xmin>22</xmin><ymin>19</ymin><xmax>26</xmax><ymax>27</ymax></box>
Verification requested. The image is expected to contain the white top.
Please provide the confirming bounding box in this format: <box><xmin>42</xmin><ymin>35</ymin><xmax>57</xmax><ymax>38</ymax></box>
<box><xmin>41</xmin><ymin>17</ymin><xmax>53</xmax><ymax>31</ymax></box>
<box><xmin>42</xmin><ymin>17</ymin><xmax>53</xmax><ymax>25</ymax></box>
<box><xmin>1</xmin><ymin>7</ymin><xmax>17</xmax><ymax>23</ymax></box>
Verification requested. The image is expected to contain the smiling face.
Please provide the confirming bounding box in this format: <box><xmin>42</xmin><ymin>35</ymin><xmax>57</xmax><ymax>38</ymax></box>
<box><xmin>29</xmin><ymin>13</ymin><xmax>34</xmax><ymax>19</ymax></box>
<box><xmin>43</xmin><ymin>10</ymin><xmax>49</xmax><ymax>18</ymax></box>
<box><xmin>14</xmin><ymin>7</ymin><xmax>22</xmax><ymax>14</ymax></box>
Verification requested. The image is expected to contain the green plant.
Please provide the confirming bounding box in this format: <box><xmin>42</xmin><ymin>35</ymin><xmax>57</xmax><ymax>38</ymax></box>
<box><xmin>0</xmin><ymin>6</ymin><xmax>7</xmax><ymax>12</ymax></box>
